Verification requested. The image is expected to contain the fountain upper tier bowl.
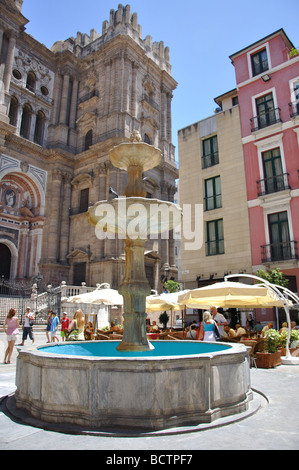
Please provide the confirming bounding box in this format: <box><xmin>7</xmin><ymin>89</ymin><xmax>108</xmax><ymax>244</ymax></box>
<box><xmin>87</xmin><ymin>196</ymin><xmax>182</xmax><ymax>238</ymax></box>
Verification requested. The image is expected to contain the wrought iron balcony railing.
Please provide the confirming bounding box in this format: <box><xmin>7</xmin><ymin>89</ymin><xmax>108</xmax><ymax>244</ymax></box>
<box><xmin>256</xmin><ymin>173</ymin><xmax>291</xmax><ymax>197</ymax></box>
<box><xmin>250</xmin><ymin>107</ymin><xmax>281</xmax><ymax>132</ymax></box>
<box><xmin>261</xmin><ymin>240</ymin><xmax>298</xmax><ymax>263</ymax></box>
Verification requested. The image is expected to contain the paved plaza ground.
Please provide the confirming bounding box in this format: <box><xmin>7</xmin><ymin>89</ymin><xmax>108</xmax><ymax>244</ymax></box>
<box><xmin>0</xmin><ymin>329</ymin><xmax>299</xmax><ymax>451</ymax></box>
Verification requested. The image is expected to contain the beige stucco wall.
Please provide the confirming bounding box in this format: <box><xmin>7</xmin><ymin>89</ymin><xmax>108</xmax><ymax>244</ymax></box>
<box><xmin>178</xmin><ymin>103</ymin><xmax>252</xmax><ymax>289</ymax></box>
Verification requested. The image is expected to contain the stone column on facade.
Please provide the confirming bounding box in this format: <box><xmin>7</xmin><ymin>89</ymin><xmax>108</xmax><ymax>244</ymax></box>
<box><xmin>3</xmin><ymin>34</ymin><xmax>16</xmax><ymax>93</ymax></box>
<box><xmin>50</xmin><ymin>73</ymin><xmax>62</xmax><ymax>125</ymax></box>
<box><xmin>160</xmin><ymin>85</ymin><xmax>167</xmax><ymax>141</ymax></box>
<box><xmin>59</xmin><ymin>173</ymin><xmax>72</xmax><ymax>263</ymax></box>
<box><xmin>27</xmin><ymin>225</ymin><xmax>41</xmax><ymax>278</ymax></box>
<box><xmin>59</xmin><ymin>73</ymin><xmax>70</xmax><ymax>124</ymax></box>
<box><xmin>104</xmin><ymin>60</ymin><xmax>111</xmax><ymax>116</ymax></box>
<box><xmin>131</xmin><ymin>63</ymin><xmax>138</xmax><ymax>119</ymax></box>
<box><xmin>123</xmin><ymin>55</ymin><xmax>131</xmax><ymax>115</ymax></box>
<box><xmin>167</xmin><ymin>92</ymin><xmax>172</xmax><ymax>142</ymax></box>
<box><xmin>16</xmin><ymin>223</ymin><xmax>29</xmax><ymax>279</ymax></box>
<box><xmin>0</xmin><ymin>28</ymin><xmax>4</xmax><ymax>81</ymax></box>
<box><xmin>15</xmin><ymin>102</ymin><xmax>23</xmax><ymax>135</ymax></box>
<box><xmin>69</xmin><ymin>78</ymin><xmax>79</xmax><ymax>128</ymax></box>
<box><xmin>47</xmin><ymin>168</ymin><xmax>63</xmax><ymax>263</ymax></box>
<box><xmin>29</xmin><ymin>111</ymin><xmax>37</xmax><ymax>142</ymax></box>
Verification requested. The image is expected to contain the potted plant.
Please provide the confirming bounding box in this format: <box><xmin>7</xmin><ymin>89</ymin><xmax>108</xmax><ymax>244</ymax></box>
<box><xmin>290</xmin><ymin>47</ymin><xmax>299</xmax><ymax>59</ymax></box>
<box><xmin>256</xmin><ymin>329</ymin><xmax>282</xmax><ymax>368</ymax></box>
<box><xmin>159</xmin><ymin>311</ymin><xmax>169</xmax><ymax>329</ymax></box>
<box><xmin>279</xmin><ymin>329</ymin><xmax>299</xmax><ymax>356</ymax></box>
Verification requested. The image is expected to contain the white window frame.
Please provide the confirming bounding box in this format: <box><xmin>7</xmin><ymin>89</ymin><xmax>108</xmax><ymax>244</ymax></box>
<box><xmin>247</xmin><ymin>42</ymin><xmax>272</xmax><ymax>79</ymax></box>
<box><xmin>254</xmin><ymin>133</ymin><xmax>288</xmax><ymax>195</ymax></box>
<box><xmin>263</xmin><ymin>205</ymin><xmax>295</xmax><ymax>261</ymax></box>
<box><xmin>250</xmin><ymin>87</ymin><xmax>279</xmax><ymax>132</ymax></box>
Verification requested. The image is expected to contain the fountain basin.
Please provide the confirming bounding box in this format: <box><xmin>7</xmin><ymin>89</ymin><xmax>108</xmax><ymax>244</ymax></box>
<box><xmin>15</xmin><ymin>341</ymin><xmax>252</xmax><ymax>432</ymax></box>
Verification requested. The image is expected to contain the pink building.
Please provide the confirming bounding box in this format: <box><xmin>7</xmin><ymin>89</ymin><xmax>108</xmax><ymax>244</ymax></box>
<box><xmin>230</xmin><ymin>29</ymin><xmax>299</xmax><ymax>297</ymax></box>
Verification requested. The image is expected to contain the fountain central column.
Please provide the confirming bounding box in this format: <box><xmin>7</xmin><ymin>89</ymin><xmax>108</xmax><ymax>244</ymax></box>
<box><xmin>117</xmin><ymin>238</ymin><xmax>152</xmax><ymax>351</ymax></box>
<box><xmin>87</xmin><ymin>131</ymin><xmax>181</xmax><ymax>351</ymax></box>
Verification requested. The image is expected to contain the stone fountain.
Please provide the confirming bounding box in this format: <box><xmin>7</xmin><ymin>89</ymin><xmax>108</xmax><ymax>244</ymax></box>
<box><xmin>87</xmin><ymin>131</ymin><xmax>181</xmax><ymax>351</ymax></box>
<box><xmin>13</xmin><ymin>133</ymin><xmax>254</xmax><ymax>433</ymax></box>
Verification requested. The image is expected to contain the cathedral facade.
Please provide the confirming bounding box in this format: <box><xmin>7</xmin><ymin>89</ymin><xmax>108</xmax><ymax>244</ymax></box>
<box><xmin>0</xmin><ymin>1</ymin><xmax>178</xmax><ymax>290</ymax></box>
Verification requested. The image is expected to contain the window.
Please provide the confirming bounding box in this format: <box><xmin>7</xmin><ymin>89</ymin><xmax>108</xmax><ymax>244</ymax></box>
<box><xmin>206</xmin><ymin>219</ymin><xmax>224</xmax><ymax>256</ymax></box>
<box><xmin>84</xmin><ymin>130</ymin><xmax>93</xmax><ymax>150</ymax></box>
<box><xmin>79</xmin><ymin>188</ymin><xmax>89</xmax><ymax>213</ymax></box>
<box><xmin>20</xmin><ymin>103</ymin><xmax>32</xmax><ymax>139</ymax></box>
<box><xmin>268</xmin><ymin>211</ymin><xmax>291</xmax><ymax>261</ymax></box>
<box><xmin>254</xmin><ymin>93</ymin><xmax>280</xmax><ymax>130</ymax></box>
<box><xmin>204</xmin><ymin>176</ymin><xmax>222</xmax><ymax>211</ymax></box>
<box><xmin>251</xmin><ymin>48</ymin><xmax>268</xmax><ymax>76</ymax></box>
<box><xmin>144</xmin><ymin>134</ymin><xmax>151</xmax><ymax>144</ymax></box>
<box><xmin>26</xmin><ymin>71</ymin><xmax>36</xmax><ymax>92</ymax></box>
<box><xmin>8</xmin><ymin>96</ymin><xmax>18</xmax><ymax>126</ymax></box>
<box><xmin>202</xmin><ymin>135</ymin><xmax>219</xmax><ymax>169</ymax></box>
<box><xmin>262</xmin><ymin>148</ymin><xmax>287</xmax><ymax>194</ymax></box>
<box><xmin>289</xmin><ymin>79</ymin><xmax>299</xmax><ymax>117</ymax></box>
<box><xmin>34</xmin><ymin>110</ymin><xmax>45</xmax><ymax>145</ymax></box>
<box><xmin>12</xmin><ymin>69</ymin><xmax>22</xmax><ymax>80</ymax></box>
<box><xmin>232</xmin><ymin>96</ymin><xmax>239</xmax><ymax>106</ymax></box>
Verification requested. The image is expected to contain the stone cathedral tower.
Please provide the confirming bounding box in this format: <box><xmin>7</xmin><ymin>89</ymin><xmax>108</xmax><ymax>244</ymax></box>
<box><xmin>0</xmin><ymin>1</ymin><xmax>178</xmax><ymax>290</ymax></box>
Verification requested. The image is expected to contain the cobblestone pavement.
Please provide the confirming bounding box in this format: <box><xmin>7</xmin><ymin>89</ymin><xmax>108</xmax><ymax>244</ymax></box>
<box><xmin>0</xmin><ymin>330</ymin><xmax>299</xmax><ymax>450</ymax></box>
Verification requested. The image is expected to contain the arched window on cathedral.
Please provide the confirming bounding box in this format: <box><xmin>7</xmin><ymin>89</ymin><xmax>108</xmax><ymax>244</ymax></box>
<box><xmin>8</xmin><ymin>96</ymin><xmax>18</xmax><ymax>127</ymax></box>
<box><xmin>34</xmin><ymin>110</ymin><xmax>45</xmax><ymax>145</ymax></box>
<box><xmin>85</xmin><ymin>129</ymin><xmax>93</xmax><ymax>150</ymax></box>
<box><xmin>26</xmin><ymin>71</ymin><xmax>36</xmax><ymax>92</ymax></box>
<box><xmin>20</xmin><ymin>103</ymin><xmax>32</xmax><ymax>140</ymax></box>
<box><xmin>144</xmin><ymin>134</ymin><xmax>151</xmax><ymax>144</ymax></box>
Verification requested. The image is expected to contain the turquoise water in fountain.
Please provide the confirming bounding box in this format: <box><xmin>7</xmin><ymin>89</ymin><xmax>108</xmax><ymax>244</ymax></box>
<box><xmin>38</xmin><ymin>341</ymin><xmax>231</xmax><ymax>358</ymax></box>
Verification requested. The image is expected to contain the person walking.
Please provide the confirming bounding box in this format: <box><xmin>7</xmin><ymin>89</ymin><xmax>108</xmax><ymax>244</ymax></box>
<box><xmin>60</xmin><ymin>312</ymin><xmax>69</xmax><ymax>341</ymax></box>
<box><xmin>45</xmin><ymin>310</ymin><xmax>52</xmax><ymax>343</ymax></box>
<box><xmin>50</xmin><ymin>311</ymin><xmax>60</xmax><ymax>342</ymax></box>
<box><xmin>20</xmin><ymin>306</ymin><xmax>34</xmax><ymax>346</ymax></box>
<box><xmin>3</xmin><ymin>308</ymin><xmax>20</xmax><ymax>364</ymax></box>
<box><xmin>198</xmin><ymin>311</ymin><xmax>218</xmax><ymax>341</ymax></box>
<box><xmin>211</xmin><ymin>306</ymin><xmax>227</xmax><ymax>337</ymax></box>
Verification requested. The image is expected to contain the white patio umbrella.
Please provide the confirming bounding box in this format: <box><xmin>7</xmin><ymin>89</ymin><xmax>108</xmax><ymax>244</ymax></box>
<box><xmin>146</xmin><ymin>291</ymin><xmax>189</xmax><ymax>328</ymax></box>
<box><xmin>146</xmin><ymin>291</ymin><xmax>189</xmax><ymax>312</ymax></box>
<box><xmin>67</xmin><ymin>285</ymin><xmax>123</xmax><ymax>305</ymax></box>
<box><xmin>178</xmin><ymin>281</ymin><xmax>289</xmax><ymax>309</ymax></box>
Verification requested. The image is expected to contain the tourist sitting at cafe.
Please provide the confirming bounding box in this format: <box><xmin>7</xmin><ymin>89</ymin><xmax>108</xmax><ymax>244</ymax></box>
<box><xmin>223</xmin><ymin>325</ymin><xmax>236</xmax><ymax>338</ymax></box>
<box><xmin>235</xmin><ymin>324</ymin><xmax>246</xmax><ymax>336</ymax></box>
<box><xmin>150</xmin><ymin>321</ymin><xmax>159</xmax><ymax>332</ymax></box>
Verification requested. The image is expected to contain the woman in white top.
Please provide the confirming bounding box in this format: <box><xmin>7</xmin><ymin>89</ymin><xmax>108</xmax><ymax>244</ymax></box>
<box><xmin>198</xmin><ymin>311</ymin><xmax>218</xmax><ymax>342</ymax></box>
<box><xmin>3</xmin><ymin>308</ymin><xmax>20</xmax><ymax>364</ymax></box>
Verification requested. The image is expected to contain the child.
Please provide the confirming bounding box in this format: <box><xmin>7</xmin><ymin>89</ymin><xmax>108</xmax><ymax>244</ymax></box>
<box><xmin>60</xmin><ymin>312</ymin><xmax>69</xmax><ymax>341</ymax></box>
<box><xmin>50</xmin><ymin>312</ymin><xmax>59</xmax><ymax>342</ymax></box>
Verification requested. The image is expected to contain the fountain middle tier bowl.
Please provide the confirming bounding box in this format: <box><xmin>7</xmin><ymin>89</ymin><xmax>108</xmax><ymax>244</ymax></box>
<box><xmin>15</xmin><ymin>341</ymin><xmax>253</xmax><ymax>432</ymax></box>
<box><xmin>87</xmin><ymin>197</ymin><xmax>182</xmax><ymax>237</ymax></box>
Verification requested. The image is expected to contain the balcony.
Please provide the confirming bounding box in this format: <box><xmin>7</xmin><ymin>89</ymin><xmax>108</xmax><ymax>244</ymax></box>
<box><xmin>261</xmin><ymin>240</ymin><xmax>298</xmax><ymax>263</ymax></box>
<box><xmin>256</xmin><ymin>173</ymin><xmax>291</xmax><ymax>197</ymax></box>
<box><xmin>250</xmin><ymin>108</ymin><xmax>281</xmax><ymax>132</ymax></box>
<box><xmin>289</xmin><ymin>101</ymin><xmax>299</xmax><ymax>118</ymax></box>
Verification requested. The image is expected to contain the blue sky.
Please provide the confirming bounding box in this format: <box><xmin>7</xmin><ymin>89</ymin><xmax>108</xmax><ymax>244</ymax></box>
<box><xmin>22</xmin><ymin>0</ymin><xmax>298</xmax><ymax>162</ymax></box>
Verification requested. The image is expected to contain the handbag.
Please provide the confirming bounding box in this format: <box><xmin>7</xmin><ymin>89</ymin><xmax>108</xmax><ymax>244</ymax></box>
<box><xmin>214</xmin><ymin>322</ymin><xmax>221</xmax><ymax>340</ymax></box>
